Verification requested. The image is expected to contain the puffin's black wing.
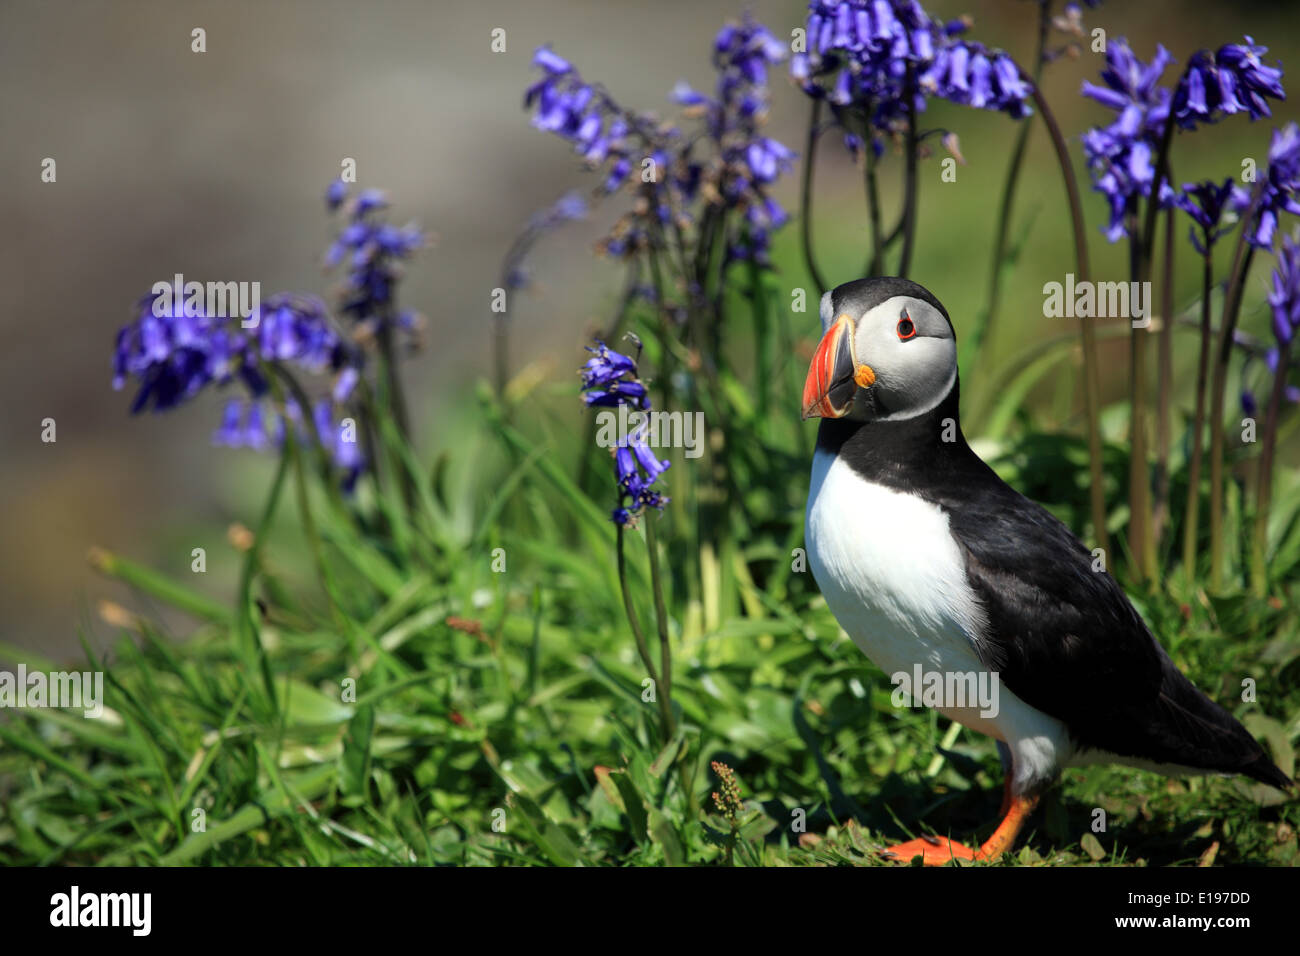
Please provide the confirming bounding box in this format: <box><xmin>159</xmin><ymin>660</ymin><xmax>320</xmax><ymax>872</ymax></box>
<box><xmin>939</xmin><ymin>457</ymin><xmax>1290</xmax><ymax>790</ymax></box>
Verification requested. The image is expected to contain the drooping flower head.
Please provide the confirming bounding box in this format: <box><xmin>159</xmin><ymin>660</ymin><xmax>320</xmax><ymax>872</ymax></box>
<box><xmin>579</xmin><ymin>338</ymin><xmax>670</xmax><ymax>526</ymax></box>
<box><xmin>523</xmin><ymin>15</ymin><xmax>793</xmax><ymax>268</ymax></box>
<box><xmin>325</xmin><ymin>181</ymin><xmax>426</xmax><ymax>343</ymax></box>
<box><xmin>110</xmin><ymin>187</ymin><xmax>408</xmax><ymax>491</ymax></box>
<box><xmin>1241</xmin><ymin>226</ymin><xmax>1300</xmax><ymax>414</ymax></box>
<box><xmin>1174</xmin><ymin>179</ymin><xmax>1239</xmax><ymax>253</ymax></box>
<box><xmin>1173</xmin><ymin>38</ymin><xmax>1285</xmax><ymax>130</ymax></box>
<box><xmin>1269</xmin><ymin>227</ymin><xmax>1300</xmax><ymax>350</ymax></box>
<box><xmin>1081</xmin><ymin>38</ymin><xmax>1176</xmax><ymax>241</ymax></box>
<box><xmin>792</xmin><ymin>0</ymin><xmax>1032</xmax><ymax>157</ymax></box>
<box><xmin>1234</xmin><ymin>122</ymin><xmax>1300</xmax><ymax>248</ymax></box>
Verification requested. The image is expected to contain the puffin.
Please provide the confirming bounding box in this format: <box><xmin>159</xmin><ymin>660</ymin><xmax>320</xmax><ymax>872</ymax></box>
<box><xmin>802</xmin><ymin>276</ymin><xmax>1292</xmax><ymax>865</ymax></box>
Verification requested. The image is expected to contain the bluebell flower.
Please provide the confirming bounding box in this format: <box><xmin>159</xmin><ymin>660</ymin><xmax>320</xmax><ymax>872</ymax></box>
<box><xmin>1175</xmin><ymin>179</ymin><xmax>1239</xmax><ymax>253</ymax></box>
<box><xmin>113</xmin><ymin>205</ymin><xmax>380</xmax><ymax>492</ymax></box>
<box><xmin>113</xmin><ymin>293</ymin><xmax>226</xmax><ymax>413</ymax></box>
<box><xmin>579</xmin><ymin>339</ymin><xmax>670</xmax><ymax>526</ymax></box>
<box><xmin>213</xmin><ymin>399</ymin><xmax>244</xmax><ymax>446</ymax></box>
<box><xmin>1080</xmin><ymin>38</ymin><xmax>1176</xmax><ymax>241</ymax></box>
<box><xmin>525</xmin><ymin>14</ymin><xmax>792</xmax><ymax>267</ymax></box>
<box><xmin>1269</xmin><ymin>227</ymin><xmax>1300</xmax><ymax>348</ymax></box>
<box><xmin>326</xmin><ymin>179</ymin><xmax>347</xmax><ymax>211</ymax></box>
<box><xmin>1174</xmin><ymin>38</ymin><xmax>1285</xmax><ymax>129</ymax></box>
<box><xmin>325</xmin><ymin>181</ymin><xmax>425</xmax><ymax>339</ymax></box>
<box><xmin>793</xmin><ymin>0</ymin><xmax>1033</xmax><ymax>156</ymax></box>
<box><xmin>1233</xmin><ymin>122</ymin><xmax>1300</xmax><ymax>248</ymax></box>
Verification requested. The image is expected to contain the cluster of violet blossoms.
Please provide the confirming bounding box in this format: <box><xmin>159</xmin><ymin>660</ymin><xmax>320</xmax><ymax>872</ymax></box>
<box><xmin>325</xmin><ymin>181</ymin><xmax>425</xmax><ymax>344</ymax></box>
<box><xmin>580</xmin><ymin>340</ymin><xmax>670</xmax><ymax>527</ymax></box>
<box><xmin>1239</xmin><ymin>122</ymin><xmax>1300</xmax><ymax>248</ymax></box>
<box><xmin>524</xmin><ymin>14</ymin><xmax>793</xmax><ymax>265</ymax></box>
<box><xmin>792</xmin><ymin>0</ymin><xmax>1033</xmax><ymax>156</ymax></box>
<box><xmin>112</xmin><ymin>181</ymin><xmax>426</xmax><ymax>491</ymax></box>
<box><xmin>1082</xmin><ymin>37</ymin><xmax>1286</xmax><ymax>242</ymax></box>
<box><xmin>1257</xmin><ymin>227</ymin><xmax>1300</xmax><ymax>411</ymax></box>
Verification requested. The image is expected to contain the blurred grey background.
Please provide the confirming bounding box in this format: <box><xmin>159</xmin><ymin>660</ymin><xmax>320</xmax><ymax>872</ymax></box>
<box><xmin>2</xmin><ymin>0</ymin><xmax>1296</xmax><ymax>657</ymax></box>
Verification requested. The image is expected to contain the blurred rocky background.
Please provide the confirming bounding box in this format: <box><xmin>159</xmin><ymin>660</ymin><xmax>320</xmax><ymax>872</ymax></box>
<box><xmin>2</xmin><ymin>0</ymin><xmax>1296</xmax><ymax>657</ymax></box>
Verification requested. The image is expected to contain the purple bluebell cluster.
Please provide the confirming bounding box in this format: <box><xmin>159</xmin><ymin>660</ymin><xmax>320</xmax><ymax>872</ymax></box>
<box><xmin>113</xmin><ymin>288</ymin><xmax>366</xmax><ymax>484</ymax></box>
<box><xmin>113</xmin><ymin>291</ymin><xmax>349</xmax><ymax>413</ymax></box>
<box><xmin>580</xmin><ymin>340</ymin><xmax>670</xmax><ymax>526</ymax></box>
<box><xmin>792</xmin><ymin>0</ymin><xmax>1032</xmax><ymax>156</ymax></box>
<box><xmin>1174</xmin><ymin>179</ymin><xmax>1239</xmax><ymax>253</ymax></box>
<box><xmin>524</xmin><ymin>47</ymin><xmax>676</xmax><ymax>260</ymax></box>
<box><xmin>1080</xmin><ymin>38</ymin><xmax>1175</xmax><ymax>242</ymax></box>
<box><xmin>525</xmin><ymin>48</ymin><xmax>649</xmax><ymax>196</ymax></box>
<box><xmin>1173</xmin><ymin>39</ymin><xmax>1285</xmax><ymax>130</ymax></box>
<box><xmin>1243</xmin><ymin>227</ymin><xmax>1300</xmax><ymax>414</ymax></box>
<box><xmin>672</xmin><ymin>14</ymin><xmax>793</xmax><ymax>263</ymax></box>
<box><xmin>324</xmin><ymin>181</ymin><xmax>425</xmax><ymax>342</ymax></box>
<box><xmin>1235</xmin><ymin>123</ymin><xmax>1300</xmax><ymax>249</ymax></box>
<box><xmin>111</xmin><ymin>181</ymin><xmax>410</xmax><ymax>490</ymax></box>
<box><xmin>1083</xmin><ymin>37</ymin><xmax>1287</xmax><ymax>243</ymax></box>
<box><xmin>524</xmin><ymin>15</ymin><xmax>793</xmax><ymax>265</ymax></box>
<box><xmin>1269</xmin><ymin>228</ymin><xmax>1300</xmax><ymax>356</ymax></box>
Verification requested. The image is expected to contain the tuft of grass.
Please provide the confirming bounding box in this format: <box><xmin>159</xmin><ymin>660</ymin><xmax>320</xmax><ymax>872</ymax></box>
<box><xmin>1</xmin><ymin>347</ymin><xmax>1296</xmax><ymax>865</ymax></box>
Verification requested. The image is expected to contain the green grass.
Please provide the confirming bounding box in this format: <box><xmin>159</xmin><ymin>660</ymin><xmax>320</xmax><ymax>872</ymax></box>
<box><xmin>1</xmin><ymin>308</ymin><xmax>1296</xmax><ymax>865</ymax></box>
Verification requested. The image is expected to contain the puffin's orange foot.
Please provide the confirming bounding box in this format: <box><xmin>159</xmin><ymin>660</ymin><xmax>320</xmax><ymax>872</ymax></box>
<box><xmin>882</xmin><ymin>835</ymin><xmax>977</xmax><ymax>865</ymax></box>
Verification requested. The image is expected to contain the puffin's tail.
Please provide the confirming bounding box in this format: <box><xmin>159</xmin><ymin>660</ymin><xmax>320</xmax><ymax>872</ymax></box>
<box><xmin>1155</xmin><ymin>657</ymin><xmax>1294</xmax><ymax>792</ymax></box>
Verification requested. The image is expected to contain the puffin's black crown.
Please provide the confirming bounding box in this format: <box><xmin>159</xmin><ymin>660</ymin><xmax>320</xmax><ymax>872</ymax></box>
<box><xmin>829</xmin><ymin>276</ymin><xmax>953</xmax><ymax>336</ymax></box>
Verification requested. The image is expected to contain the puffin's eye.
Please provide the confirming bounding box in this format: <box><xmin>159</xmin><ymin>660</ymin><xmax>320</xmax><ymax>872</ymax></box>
<box><xmin>897</xmin><ymin>313</ymin><xmax>917</xmax><ymax>340</ymax></box>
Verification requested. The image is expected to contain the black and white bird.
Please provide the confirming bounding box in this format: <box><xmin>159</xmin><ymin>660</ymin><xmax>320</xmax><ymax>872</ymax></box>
<box><xmin>802</xmin><ymin>276</ymin><xmax>1292</xmax><ymax>864</ymax></box>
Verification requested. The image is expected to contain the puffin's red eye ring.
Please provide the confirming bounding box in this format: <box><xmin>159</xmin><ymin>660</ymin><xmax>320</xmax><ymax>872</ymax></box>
<box><xmin>897</xmin><ymin>312</ymin><xmax>917</xmax><ymax>340</ymax></box>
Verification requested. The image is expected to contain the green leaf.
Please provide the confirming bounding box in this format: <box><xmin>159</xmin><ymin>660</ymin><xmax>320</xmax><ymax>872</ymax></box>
<box><xmin>339</xmin><ymin>704</ymin><xmax>376</xmax><ymax>799</ymax></box>
<box><xmin>610</xmin><ymin>773</ymin><xmax>649</xmax><ymax>844</ymax></box>
<box><xmin>647</xmin><ymin>808</ymin><xmax>685</xmax><ymax>866</ymax></box>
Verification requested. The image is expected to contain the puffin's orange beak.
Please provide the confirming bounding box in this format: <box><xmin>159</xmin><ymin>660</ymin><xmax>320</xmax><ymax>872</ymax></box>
<box><xmin>802</xmin><ymin>314</ymin><xmax>875</xmax><ymax>420</ymax></box>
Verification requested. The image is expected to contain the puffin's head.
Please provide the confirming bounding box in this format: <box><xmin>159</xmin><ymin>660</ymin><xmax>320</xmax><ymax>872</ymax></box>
<box><xmin>801</xmin><ymin>276</ymin><xmax>957</xmax><ymax>422</ymax></box>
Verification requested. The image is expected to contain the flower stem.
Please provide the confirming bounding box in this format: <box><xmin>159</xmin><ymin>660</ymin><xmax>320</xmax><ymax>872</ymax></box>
<box><xmin>865</xmin><ymin>124</ymin><xmax>885</xmax><ymax>276</ymax></box>
<box><xmin>617</xmin><ymin>524</ymin><xmax>672</xmax><ymax>739</ymax></box>
<box><xmin>800</xmin><ymin>98</ymin><xmax>829</xmax><ymax>296</ymax></box>
<box><xmin>1252</xmin><ymin>337</ymin><xmax>1295</xmax><ymax>596</ymax></box>
<box><xmin>897</xmin><ymin>68</ymin><xmax>919</xmax><ymax>279</ymax></box>
<box><xmin>974</xmin><ymin>0</ymin><xmax>1050</xmax><ymax>364</ymax></box>
<box><xmin>1153</xmin><ymin>204</ymin><xmax>1175</xmax><ymax>550</ymax></box>
<box><xmin>1182</xmin><ymin>245</ymin><xmax>1215</xmax><ymax>578</ymax></box>
<box><xmin>643</xmin><ymin>516</ymin><xmax>676</xmax><ymax>740</ymax></box>
<box><xmin>1127</xmin><ymin>208</ymin><xmax>1155</xmax><ymax>583</ymax></box>
<box><xmin>1209</xmin><ymin>181</ymin><xmax>1264</xmax><ymax>590</ymax></box>
<box><xmin>1026</xmin><ymin>75</ymin><xmax>1110</xmax><ymax>556</ymax></box>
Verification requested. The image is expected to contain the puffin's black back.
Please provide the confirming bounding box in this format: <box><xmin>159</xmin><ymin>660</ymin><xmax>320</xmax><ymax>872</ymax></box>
<box><xmin>818</xmin><ymin>390</ymin><xmax>1292</xmax><ymax>789</ymax></box>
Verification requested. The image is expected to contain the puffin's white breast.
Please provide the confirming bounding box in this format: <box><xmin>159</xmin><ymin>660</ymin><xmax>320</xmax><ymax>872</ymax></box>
<box><xmin>805</xmin><ymin>448</ymin><xmax>1071</xmax><ymax>789</ymax></box>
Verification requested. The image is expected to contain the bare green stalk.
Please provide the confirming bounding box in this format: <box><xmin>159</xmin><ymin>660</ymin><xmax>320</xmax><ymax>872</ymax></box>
<box><xmin>1209</xmin><ymin>181</ymin><xmax>1264</xmax><ymax>590</ymax></box>
<box><xmin>1182</xmin><ymin>245</ymin><xmax>1215</xmax><ymax>578</ymax></box>
<box><xmin>1251</xmin><ymin>337</ymin><xmax>1294</xmax><ymax>596</ymax></box>
<box><xmin>897</xmin><ymin>68</ymin><xmax>919</xmax><ymax>279</ymax></box>
<box><xmin>616</xmin><ymin>524</ymin><xmax>673</xmax><ymax>739</ymax></box>
<box><xmin>800</xmin><ymin>97</ymin><xmax>829</xmax><ymax>297</ymax></box>
<box><xmin>1153</xmin><ymin>205</ymin><xmax>1175</xmax><ymax>549</ymax></box>
<box><xmin>1026</xmin><ymin>75</ymin><xmax>1110</xmax><ymax>555</ymax></box>
<box><xmin>643</xmin><ymin>517</ymin><xmax>675</xmax><ymax>739</ymax></box>
<box><xmin>975</xmin><ymin>0</ymin><xmax>1050</xmax><ymax>362</ymax></box>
